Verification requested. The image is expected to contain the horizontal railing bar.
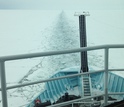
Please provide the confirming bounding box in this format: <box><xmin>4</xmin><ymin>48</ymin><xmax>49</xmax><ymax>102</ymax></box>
<box><xmin>5</xmin><ymin>70</ymin><xmax>105</xmax><ymax>90</ymax></box>
<box><xmin>107</xmin><ymin>44</ymin><xmax>124</xmax><ymax>48</ymax></box>
<box><xmin>108</xmin><ymin>69</ymin><xmax>124</xmax><ymax>71</ymax></box>
<box><xmin>73</xmin><ymin>100</ymin><xmax>120</xmax><ymax>104</ymax></box>
<box><xmin>0</xmin><ymin>44</ymin><xmax>124</xmax><ymax>61</ymax></box>
<box><xmin>0</xmin><ymin>46</ymin><xmax>104</xmax><ymax>61</ymax></box>
<box><xmin>108</xmin><ymin>100</ymin><xmax>121</xmax><ymax>102</ymax></box>
<box><xmin>0</xmin><ymin>68</ymin><xmax>124</xmax><ymax>91</ymax></box>
<box><xmin>47</xmin><ymin>94</ymin><xmax>105</xmax><ymax>107</ymax></box>
<box><xmin>47</xmin><ymin>92</ymin><xmax>124</xmax><ymax>107</ymax></box>
<box><xmin>108</xmin><ymin>92</ymin><xmax>124</xmax><ymax>95</ymax></box>
<box><xmin>0</xmin><ymin>69</ymin><xmax>124</xmax><ymax>94</ymax></box>
<box><xmin>73</xmin><ymin>101</ymin><xmax>101</xmax><ymax>104</ymax></box>
<box><xmin>0</xmin><ymin>68</ymin><xmax>123</xmax><ymax>91</ymax></box>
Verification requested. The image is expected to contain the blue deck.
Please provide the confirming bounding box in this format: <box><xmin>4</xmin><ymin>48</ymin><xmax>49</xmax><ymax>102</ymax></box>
<box><xmin>27</xmin><ymin>67</ymin><xmax>124</xmax><ymax>107</ymax></box>
<box><xmin>27</xmin><ymin>67</ymin><xmax>79</xmax><ymax>107</ymax></box>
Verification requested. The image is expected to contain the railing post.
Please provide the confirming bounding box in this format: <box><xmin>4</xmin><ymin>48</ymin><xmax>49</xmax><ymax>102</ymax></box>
<box><xmin>0</xmin><ymin>60</ymin><xmax>8</xmax><ymax>107</ymax></box>
<box><xmin>104</xmin><ymin>48</ymin><xmax>109</xmax><ymax>106</ymax></box>
<box><xmin>72</xmin><ymin>103</ymin><xmax>73</xmax><ymax>107</ymax></box>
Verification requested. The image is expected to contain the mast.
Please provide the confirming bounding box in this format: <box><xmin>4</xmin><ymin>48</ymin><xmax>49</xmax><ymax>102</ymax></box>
<box><xmin>75</xmin><ymin>12</ymin><xmax>91</xmax><ymax>97</ymax></box>
<box><xmin>75</xmin><ymin>12</ymin><xmax>90</xmax><ymax>73</ymax></box>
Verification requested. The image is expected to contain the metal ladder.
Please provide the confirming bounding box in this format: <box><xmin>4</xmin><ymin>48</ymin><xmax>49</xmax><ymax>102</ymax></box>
<box><xmin>83</xmin><ymin>75</ymin><xmax>91</xmax><ymax>96</ymax></box>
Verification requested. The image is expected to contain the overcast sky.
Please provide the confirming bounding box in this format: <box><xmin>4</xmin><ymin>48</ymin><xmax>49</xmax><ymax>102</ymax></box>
<box><xmin>0</xmin><ymin>0</ymin><xmax>124</xmax><ymax>10</ymax></box>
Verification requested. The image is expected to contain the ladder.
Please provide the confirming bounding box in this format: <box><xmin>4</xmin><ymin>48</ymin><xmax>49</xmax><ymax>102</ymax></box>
<box><xmin>83</xmin><ymin>75</ymin><xmax>91</xmax><ymax>96</ymax></box>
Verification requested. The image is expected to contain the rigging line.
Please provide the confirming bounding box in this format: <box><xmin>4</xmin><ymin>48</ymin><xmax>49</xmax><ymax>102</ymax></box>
<box><xmin>90</xmin><ymin>17</ymin><xmax>124</xmax><ymax>31</ymax></box>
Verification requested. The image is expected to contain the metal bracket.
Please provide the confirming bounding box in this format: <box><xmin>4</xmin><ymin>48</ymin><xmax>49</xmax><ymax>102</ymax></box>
<box><xmin>74</xmin><ymin>12</ymin><xmax>90</xmax><ymax>16</ymax></box>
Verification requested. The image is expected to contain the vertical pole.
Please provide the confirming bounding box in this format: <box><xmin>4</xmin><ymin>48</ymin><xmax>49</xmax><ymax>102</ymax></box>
<box><xmin>79</xmin><ymin>15</ymin><xmax>88</xmax><ymax>73</ymax></box>
<box><xmin>104</xmin><ymin>48</ymin><xmax>109</xmax><ymax>106</ymax></box>
<box><xmin>72</xmin><ymin>103</ymin><xmax>73</xmax><ymax>107</ymax></box>
<box><xmin>0</xmin><ymin>61</ymin><xmax>8</xmax><ymax>107</ymax></box>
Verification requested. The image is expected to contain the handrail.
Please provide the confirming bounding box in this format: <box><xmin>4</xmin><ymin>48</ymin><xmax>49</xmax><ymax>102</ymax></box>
<box><xmin>0</xmin><ymin>68</ymin><xmax>123</xmax><ymax>91</ymax></box>
<box><xmin>0</xmin><ymin>68</ymin><xmax>124</xmax><ymax>91</ymax></box>
<box><xmin>0</xmin><ymin>69</ymin><xmax>124</xmax><ymax>91</ymax></box>
<box><xmin>0</xmin><ymin>44</ymin><xmax>124</xmax><ymax>61</ymax></box>
<box><xmin>0</xmin><ymin>44</ymin><xmax>124</xmax><ymax>107</ymax></box>
<box><xmin>0</xmin><ymin>69</ymin><xmax>105</xmax><ymax>91</ymax></box>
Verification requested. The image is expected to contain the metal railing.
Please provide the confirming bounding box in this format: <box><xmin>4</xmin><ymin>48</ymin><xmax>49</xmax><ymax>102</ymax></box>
<box><xmin>0</xmin><ymin>44</ymin><xmax>124</xmax><ymax>107</ymax></box>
